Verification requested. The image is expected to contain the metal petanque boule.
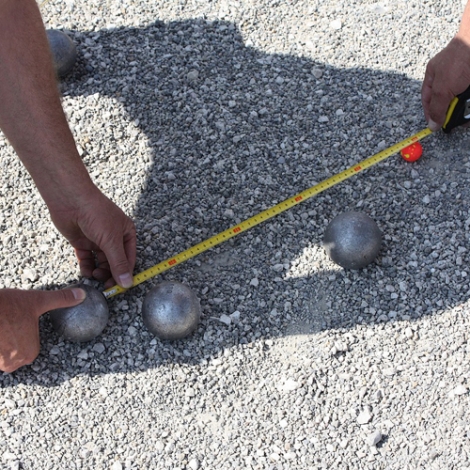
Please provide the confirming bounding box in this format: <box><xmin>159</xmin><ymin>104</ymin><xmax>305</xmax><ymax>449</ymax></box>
<box><xmin>323</xmin><ymin>211</ymin><xmax>382</xmax><ymax>270</ymax></box>
<box><xmin>142</xmin><ymin>281</ymin><xmax>201</xmax><ymax>341</ymax></box>
<box><xmin>49</xmin><ymin>284</ymin><xmax>109</xmax><ymax>342</ymax></box>
<box><xmin>46</xmin><ymin>29</ymin><xmax>77</xmax><ymax>78</ymax></box>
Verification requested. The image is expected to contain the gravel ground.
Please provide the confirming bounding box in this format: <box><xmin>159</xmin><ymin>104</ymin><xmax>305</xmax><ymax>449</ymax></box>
<box><xmin>2</xmin><ymin>0</ymin><xmax>470</xmax><ymax>469</ymax></box>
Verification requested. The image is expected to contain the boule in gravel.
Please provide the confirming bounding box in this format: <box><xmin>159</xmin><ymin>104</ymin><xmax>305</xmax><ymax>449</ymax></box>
<box><xmin>46</xmin><ymin>29</ymin><xmax>77</xmax><ymax>77</ymax></box>
<box><xmin>142</xmin><ymin>281</ymin><xmax>201</xmax><ymax>340</ymax></box>
<box><xmin>323</xmin><ymin>211</ymin><xmax>382</xmax><ymax>269</ymax></box>
<box><xmin>49</xmin><ymin>285</ymin><xmax>109</xmax><ymax>342</ymax></box>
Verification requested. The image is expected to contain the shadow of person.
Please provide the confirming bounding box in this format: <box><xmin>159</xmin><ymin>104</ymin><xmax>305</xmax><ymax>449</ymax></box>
<box><xmin>4</xmin><ymin>18</ymin><xmax>470</xmax><ymax>385</ymax></box>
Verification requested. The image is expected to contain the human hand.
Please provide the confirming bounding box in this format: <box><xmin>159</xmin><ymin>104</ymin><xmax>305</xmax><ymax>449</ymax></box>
<box><xmin>422</xmin><ymin>37</ymin><xmax>470</xmax><ymax>131</ymax></box>
<box><xmin>48</xmin><ymin>186</ymin><xmax>136</xmax><ymax>289</ymax></box>
<box><xmin>0</xmin><ymin>287</ymin><xmax>86</xmax><ymax>373</ymax></box>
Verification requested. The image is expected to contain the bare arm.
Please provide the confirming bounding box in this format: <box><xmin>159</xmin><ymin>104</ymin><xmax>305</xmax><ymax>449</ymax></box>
<box><xmin>0</xmin><ymin>0</ymin><xmax>95</xmax><ymax>206</ymax></box>
<box><xmin>0</xmin><ymin>0</ymin><xmax>136</xmax><ymax>372</ymax></box>
<box><xmin>422</xmin><ymin>1</ymin><xmax>470</xmax><ymax>130</ymax></box>
<box><xmin>0</xmin><ymin>0</ymin><xmax>136</xmax><ymax>287</ymax></box>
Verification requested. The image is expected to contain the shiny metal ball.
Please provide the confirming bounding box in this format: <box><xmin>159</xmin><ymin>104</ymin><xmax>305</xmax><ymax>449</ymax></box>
<box><xmin>142</xmin><ymin>281</ymin><xmax>201</xmax><ymax>341</ymax></box>
<box><xmin>323</xmin><ymin>211</ymin><xmax>382</xmax><ymax>269</ymax></box>
<box><xmin>46</xmin><ymin>29</ymin><xmax>77</xmax><ymax>77</ymax></box>
<box><xmin>49</xmin><ymin>285</ymin><xmax>109</xmax><ymax>342</ymax></box>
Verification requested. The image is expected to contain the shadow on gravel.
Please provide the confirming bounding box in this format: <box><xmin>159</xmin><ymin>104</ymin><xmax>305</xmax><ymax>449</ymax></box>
<box><xmin>3</xmin><ymin>18</ymin><xmax>470</xmax><ymax>386</ymax></box>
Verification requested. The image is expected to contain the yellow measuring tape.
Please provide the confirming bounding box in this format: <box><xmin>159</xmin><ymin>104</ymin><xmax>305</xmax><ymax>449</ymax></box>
<box><xmin>104</xmin><ymin>127</ymin><xmax>433</xmax><ymax>298</ymax></box>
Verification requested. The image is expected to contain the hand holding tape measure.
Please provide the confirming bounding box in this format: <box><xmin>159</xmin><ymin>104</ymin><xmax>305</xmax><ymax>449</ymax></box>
<box><xmin>104</xmin><ymin>87</ymin><xmax>470</xmax><ymax>299</ymax></box>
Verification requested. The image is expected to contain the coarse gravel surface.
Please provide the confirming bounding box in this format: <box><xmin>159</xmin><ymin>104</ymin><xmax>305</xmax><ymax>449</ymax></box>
<box><xmin>2</xmin><ymin>0</ymin><xmax>470</xmax><ymax>469</ymax></box>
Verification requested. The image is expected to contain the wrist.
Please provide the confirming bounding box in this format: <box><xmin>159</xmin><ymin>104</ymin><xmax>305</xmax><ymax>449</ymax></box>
<box><xmin>27</xmin><ymin>149</ymin><xmax>98</xmax><ymax>213</ymax></box>
<box><xmin>445</xmin><ymin>34</ymin><xmax>470</xmax><ymax>65</ymax></box>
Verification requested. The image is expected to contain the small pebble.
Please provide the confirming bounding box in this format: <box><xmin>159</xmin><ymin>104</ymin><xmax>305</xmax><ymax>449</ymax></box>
<box><xmin>218</xmin><ymin>314</ymin><xmax>232</xmax><ymax>326</ymax></box>
<box><xmin>230</xmin><ymin>310</ymin><xmax>241</xmax><ymax>322</ymax></box>
<box><xmin>187</xmin><ymin>70</ymin><xmax>199</xmax><ymax>81</ymax></box>
<box><xmin>357</xmin><ymin>410</ymin><xmax>373</xmax><ymax>425</ymax></box>
<box><xmin>365</xmin><ymin>430</ymin><xmax>383</xmax><ymax>447</ymax></box>
<box><xmin>282</xmin><ymin>379</ymin><xmax>300</xmax><ymax>391</ymax></box>
<box><xmin>451</xmin><ymin>385</ymin><xmax>468</xmax><ymax>396</ymax></box>
<box><xmin>188</xmin><ymin>459</ymin><xmax>200</xmax><ymax>470</ymax></box>
<box><xmin>330</xmin><ymin>19</ymin><xmax>342</xmax><ymax>30</ymax></box>
<box><xmin>93</xmin><ymin>343</ymin><xmax>106</xmax><ymax>353</ymax></box>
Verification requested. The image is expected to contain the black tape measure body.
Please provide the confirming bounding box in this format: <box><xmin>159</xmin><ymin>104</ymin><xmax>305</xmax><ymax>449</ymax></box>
<box><xmin>443</xmin><ymin>86</ymin><xmax>470</xmax><ymax>133</ymax></box>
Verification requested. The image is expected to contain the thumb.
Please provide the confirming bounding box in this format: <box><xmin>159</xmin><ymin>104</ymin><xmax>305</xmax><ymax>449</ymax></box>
<box><xmin>105</xmin><ymin>245</ymin><xmax>134</xmax><ymax>288</ymax></box>
<box><xmin>32</xmin><ymin>288</ymin><xmax>87</xmax><ymax>318</ymax></box>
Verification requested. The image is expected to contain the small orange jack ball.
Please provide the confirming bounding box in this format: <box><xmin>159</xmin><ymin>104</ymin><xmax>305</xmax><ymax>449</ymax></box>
<box><xmin>400</xmin><ymin>142</ymin><xmax>423</xmax><ymax>162</ymax></box>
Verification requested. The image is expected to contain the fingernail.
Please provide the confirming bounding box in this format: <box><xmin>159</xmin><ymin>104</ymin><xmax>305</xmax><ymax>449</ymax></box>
<box><xmin>71</xmin><ymin>288</ymin><xmax>87</xmax><ymax>301</ymax></box>
<box><xmin>428</xmin><ymin>119</ymin><xmax>440</xmax><ymax>132</ymax></box>
<box><xmin>118</xmin><ymin>273</ymin><xmax>134</xmax><ymax>288</ymax></box>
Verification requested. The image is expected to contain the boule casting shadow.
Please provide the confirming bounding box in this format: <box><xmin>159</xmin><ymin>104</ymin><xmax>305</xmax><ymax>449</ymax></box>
<box><xmin>142</xmin><ymin>281</ymin><xmax>201</xmax><ymax>341</ymax></box>
<box><xmin>323</xmin><ymin>211</ymin><xmax>382</xmax><ymax>269</ymax></box>
<box><xmin>46</xmin><ymin>29</ymin><xmax>77</xmax><ymax>77</ymax></box>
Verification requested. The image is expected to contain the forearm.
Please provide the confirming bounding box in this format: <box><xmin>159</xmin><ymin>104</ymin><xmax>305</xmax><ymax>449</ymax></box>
<box><xmin>0</xmin><ymin>0</ymin><xmax>96</xmax><ymax>210</ymax></box>
<box><xmin>457</xmin><ymin>0</ymin><xmax>470</xmax><ymax>44</ymax></box>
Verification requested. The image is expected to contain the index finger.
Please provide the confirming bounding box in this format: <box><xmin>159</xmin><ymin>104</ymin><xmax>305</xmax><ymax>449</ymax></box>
<box><xmin>421</xmin><ymin>69</ymin><xmax>434</xmax><ymax>124</ymax></box>
<box><xmin>104</xmin><ymin>228</ymin><xmax>137</xmax><ymax>289</ymax></box>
